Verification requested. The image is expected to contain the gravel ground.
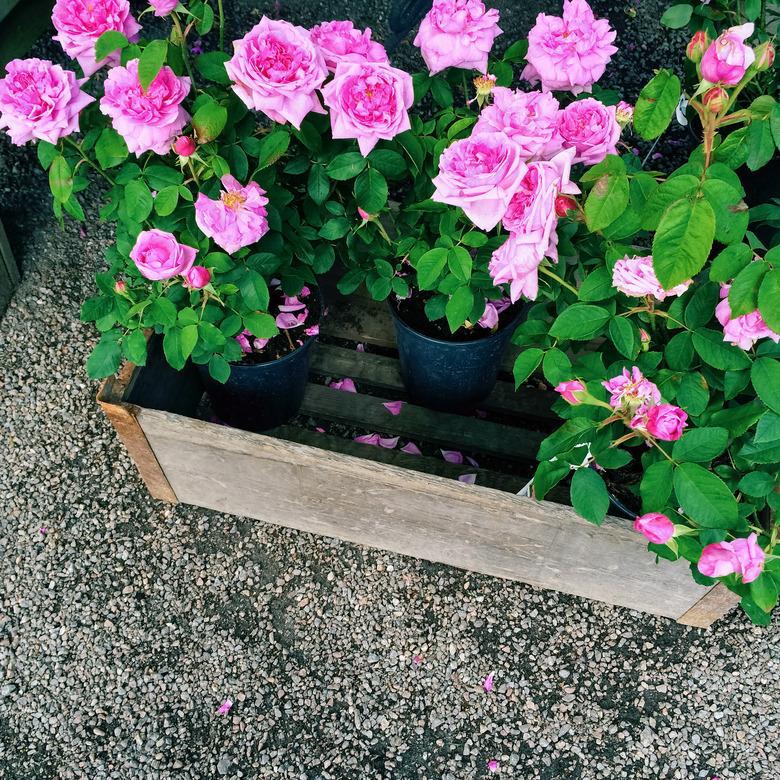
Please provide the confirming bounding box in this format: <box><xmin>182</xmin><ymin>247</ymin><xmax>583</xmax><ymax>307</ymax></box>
<box><xmin>1</xmin><ymin>3</ymin><xmax>778</xmax><ymax>779</ymax></box>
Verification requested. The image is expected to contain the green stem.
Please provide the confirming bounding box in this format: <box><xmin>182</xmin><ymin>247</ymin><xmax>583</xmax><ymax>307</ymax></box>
<box><xmin>539</xmin><ymin>265</ymin><xmax>578</xmax><ymax>297</ymax></box>
<box><xmin>172</xmin><ymin>12</ymin><xmax>197</xmax><ymax>90</ymax></box>
<box><xmin>63</xmin><ymin>138</ymin><xmax>115</xmax><ymax>186</ymax></box>
<box><xmin>217</xmin><ymin>0</ymin><xmax>225</xmax><ymax>51</ymax></box>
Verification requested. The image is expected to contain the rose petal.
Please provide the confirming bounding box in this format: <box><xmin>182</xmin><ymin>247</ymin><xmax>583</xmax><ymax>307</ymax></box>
<box><xmin>330</xmin><ymin>378</ymin><xmax>357</xmax><ymax>393</ymax></box>
<box><xmin>378</xmin><ymin>436</ymin><xmax>399</xmax><ymax>449</ymax></box>
<box><xmin>382</xmin><ymin>400</ymin><xmax>405</xmax><ymax>416</ymax></box>
<box><xmin>400</xmin><ymin>442</ymin><xmax>422</xmax><ymax>456</ymax></box>
<box><xmin>483</xmin><ymin>671</ymin><xmax>494</xmax><ymax>692</ymax></box>
<box><xmin>412</xmin><ymin>654</ymin><xmax>423</xmax><ymax>666</ymax></box>
<box><xmin>488</xmin><ymin>759</ymin><xmax>498</xmax><ymax>773</ymax></box>
<box><xmin>458</xmin><ymin>473</ymin><xmax>477</xmax><ymax>484</ymax></box>
<box><xmin>315</xmin><ymin>427</ymin><xmax>325</xmax><ymax>433</ymax></box>
<box><xmin>441</xmin><ymin>449</ymin><xmax>464</xmax><ymax>464</ymax></box>
<box><xmin>466</xmin><ymin>456</ymin><xmax>480</xmax><ymax>468</ymax></box>
<box><xmin>354</xmin><ymin>433</ymin><xmax>381</xmax><ymax>446</ymax></box>
<box><xmin>356</xmin><ymin>343</ymin><xmax>366</xmax><ymax>352</ymax></box>
<box><xmin>216</xmin><ymin>698</ymin><xmax>233</xmax><ymax>715</ymax></box>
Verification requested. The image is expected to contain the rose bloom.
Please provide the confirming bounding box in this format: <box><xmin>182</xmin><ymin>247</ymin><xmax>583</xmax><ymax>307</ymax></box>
<box><xmin>603</xmin><ymin>366</ymin><xmax>661</xmax><ymax>413</ymax></box>
<box><xmin>51</xmin><ymin>0</ymin><xmax>140</xmax><ymax>77</ymax></box>
<box><xmin>555</xmin><ymin>380</ymin><xmax>586</xmax><ymax>404</ymax></box>
<box><xmin>634</xmin><ymin>513</ymin><xmax>675</xmax><ymax>545</ymax></box>
<box><xmin>612</xmin><ymin>255</ymin><xmax>692</xmax><ymax>300</ymax></box>
<box><xmin>413</xmin><ymin>0</ymin><xmax>502</xmax><ymax>76</ymax></box>
<box><xmin>473</xmin><ymin>87</ymin><xmax>562</xmax><ymax>160</ymax></box>
<box><xmin>488</xmin><ymin>232</ymin><xmax>548</xmax><ymax>302</ymax></box>
<box><xmin>432</xmin><ymin>132</ymin><xmax>527</xmax><ymax>231</ymax></box>
<box><xmin>557</xmin><ymin>98</ymin><xmax>620</xmax><ymax>165</ymax></box>
<box><xmin>636</xmin><ymin>403</ymin><xmax>688</xmax><ymax>441</ymax></box>
<box><xmin>309</xmin><ymin>21</ymin><xmax>388</xmax><ymax>71</ymax></box>
<box><xmin>700</xmin><ymin>23</ymin><xmax>755</xmax><ymax>85</ymax></box>
<box><xmin>195</xmin><ymin>174</ymin><xmax>270</xmax><ymax>255</ymax></box>
<box><xmin>522</xmin><ymin>0</ymin><xmax>617</xmax><ymax>94</ymax></box>
<box><xmin>715</xmin><ymin>283</ymin><xmax>780</xmax><ymax>351</ymax></box>
<box><xmin>321</xmin><ymin>61</ymin><xmax>413</xmax><ymax>156</ymax></box>
<box><xmin>0</xmin><ymin>58</ymin><xmax>94</xmax><ymax>145</ymax></box>
<box><xmin>698</xmin><ymin>533</ymin><xmax>765</xmax><ymax>584</ymax></box>
<box><xmin>130</xmin><ymin>229</ymin><xmax>196</xmax><ymax>281</ymax></box>
<box><xmin>100</xmin><ymin>60</ymin><xmax>189</xmax><ymax>155</ymax></box>
<box><xmin>183</xmin><ymin>266</ymin><xmax>211</xmax><ymax>289</ymax></box>
<box><xmin>149</xmin><ymin>0</ymin><xmax>178</xmax><ymax>16</ymax></box>
<box><xmin>225</xmin><ymin>17</ymin><xmax>327</xmax><ymax>129</ymax></box>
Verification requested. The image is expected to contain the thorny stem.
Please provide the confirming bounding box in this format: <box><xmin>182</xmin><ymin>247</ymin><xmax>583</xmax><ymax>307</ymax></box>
<box><xmin>172</xmin><ymin>12</ymin><xmax>198</xmax><ymax>90</ymax></box>
<box><xmin>539</xmin><ymin>265</ymin><xmax>578</xmax><ymax>296</ymax></box>
<box><xmin>217</xmin><ymin>0</ymin><xmax>225</xmax><ymax>51</ymax></box>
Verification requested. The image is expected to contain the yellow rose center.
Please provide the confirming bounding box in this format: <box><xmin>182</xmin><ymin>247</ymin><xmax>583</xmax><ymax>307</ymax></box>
<box><xmin>221</xmin><ymin>191</ymin><xmax>247</xmax><ymax>210</ymax></box>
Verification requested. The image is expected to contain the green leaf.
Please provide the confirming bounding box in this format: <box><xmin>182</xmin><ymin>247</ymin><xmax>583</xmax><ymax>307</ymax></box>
<box><xmin>578</xmin><ymin>267</ymin><xmax>614</xmax><ymax>302</ymax></box>
<box><xmin>756</xmin><ymin>411</ymin><xmax>780</xmax><ymax>443</ymax></box>
<box><xmin>148</xmin><ymin>297</ymin><xmax>177</xmax><ymax>327</ymax></box>
<box><xmin>513</xmin><ymin>348</ymin><xmax>544</xmax><ymax>388</ymax></box>
<box><xmin>243</xmin><ymin>312</ymin><xmax>277</xmax><ymax>339</ymax></box>
<box><xmin>709</xmin><ymin>244</ymin><xmax>753</xmax><ymax>283</ymax></box>
<box><xmin>208</xmin><ymin>354</ymin><xmax>231</xmax><ymax>383</ymax></box>
<box><xmin>197</xmin><ymin>321</ymin><xmax>226</xmax><ymax>350</ymax></box>
<box><xmin>660</xmin><ymin>3</ymin><xmax>693</xmax><ymax>28</ymax></box>
<box><xmin>86</xmin><ymin>337</ymin><xmax>122</xmax><ymax>379</ymax></box>
<box><xmin>640</xmin><ymin>460</ymin><xmax>673</xmax><ymax>512</ymax></box>
<box><xmin>49</xmin><ymin>156</ymin><xmax>72</xmax><ymax>204</ymax></box>
<box><xmin>307</xmin><ymin>166</ymin><xmax>330</xmax><ymax>204</ymax></box>
<box><xmin>701</xmin><ymin>179</ymin><xmax>748</xmax><ymax>245</ymax></box>
<box><xmin>608</xmin><ymin>317</ymin><xmax>638</xmax><ymax>358</ymax></box>
<box><xmin>550</xmin><ymin>305</ymin><xmax>610</xmax><ymax>340</ymax></box>
<box><xmin>642</xmin><ymin>175</ymin><xmax>700</xmax><ymax>231</ymax></box>
<box><xmin>692</xmin><ymin>328</ymin><xmax>751</xmax><ymax>370</ymax></box>
<box><xmin>154</xmin><ymin>185</ymin><xmax>179</xmax><ymax>216</ymax></box>
<box><xmin>714</xmin><ymin>127</ymin><xmax>750</xmax><ymax>169</ymax></box>
<box><xmin>460</xmin><ymin>231</ymin><xmax>488</xmax><ymax>248</ymax></box>
<box><xmin>584</xmin><ymin>157</ymin><xmax>629</xmax><ymax>231</ymax></box>
<box><xmin>746</xmin><ymin>119</ymin><xmax>774</xmax><ymax>171</ymax></box>
<box><xmin>195</xmin><ymin>51</ymin><xmax>231</xmax><ymax>84</ymax></box>
<box><xmin>684</xmin><ymin>281</ymin><xmax>719</xmax><ymax>330</ymax></box>
<box><xmin>138</xmin><ymin>39</ymin><xmax>168</xmax><ymax>92</ymax></box>
<box><xmin>95</xmin><ymin>30</ymin><xmax>129</xmax><ymax>62</ymax></box>
<box><xmin>677</xmin><ymin>372</ymin><xmax>710</xmax><ymax>416</ymax></box>
<box><xmin>121</xmin><ymin>330</ymin><xmax>148</xmax><ymax>365</ymax></box>
<box><xmin>415</xmin><ymin>248</ymin><xmax>448</xmax><ymax>290</ymax></box>
<box><xmin>325</xmin><ymin>151</ymin><xmax>366</xmax><ymax>180</ymax></box>
<box><xmin>752</xmin><ymin>358</ymin><xmax>780</xmax><ymax>414</ymax></box>
<box><xmin>542</xmin><ymin>348</ymin><xmax>572</xmax><ymax>385</ymax></box>
<box><xmin>252</xmin><ymin>130</ymin><xmax>290</xmax><ymax>169</ymax></box>
<box><xmin>538</xmin><ymin>418</ymin><xmax>596</xmax><ymax>461</ymax></box>
<box><xmin>758</xmin><ymin>269</ymin><xmax>780</xmax><ymax>333</ymax></box>
<box><xmin>503</xmin><ymin>39</ymin><xmax>528</xmax><ymax>63</ymax></box>
<box><xmin>672</xmin><ymin>427</ymin><xmax>729</xmax><ymax>462</ymax></box>
<box><xmin>728</xmin><ymin>261</ymin><xmax>768</xmax><ymax>317</ymax></box>
<box><xmin>447</xmin><ymin>246</ymin><xmax>472</xmax><ymax>283</ymax></box>
<box><xmin>192</xmin><ymin>99</ymin><xmax>228</xmax><ymax>143</ymax></box>
<box><xmin>738</xmin><ymin>471</ymin><xmax>775</xmax><ymax>497</ymax></box>
<box><xmin>445</xmin><ymin>286</ymin><xmax>474</xmax><ymax>333</ymax></box>
<box><xmin>354</xmin><ymin>168</ymin><xmax>388</xmax><ymax>213</ymax></box>
<box><xmin>124</xmin><ymin>179</ymin><xmax>153</xmax><ymax>222</ymax></box>
<box><xmin>634</xmin><ymin>69</ymin><xmax>681</xmax><ymax>140</ymax></box>
<box><xmin>163</xmin><ymin>325</ymin><xmax>198</xmax><ymax>371</ymax></box>
<box><xmin>665</xmin><ymin>332</ymin><xmax>694</xmax><ymax>370</ymax></box>
<box><xmin>740</xmin><ymin>596</ymin><xmax>773</xmax><ymax>625</ymax></box>
<box><xmin>653</xmin><ymin>197</ymin><xmax>715</xmax><ymax>289</ymax></box>
<box><xmin>37</xmin><ymin>141</ymin><xmax>58</xmax><ymax>170</ymax></box>
<box><xmin>239</xmin><ymin>269</ymin><xmax>270</xmax><ymax>311</ymax></box>
<box><xmin>673</xmin><ymin>463</ymin><xmax>739</xmax><ymax>528</ymax></box>
<box><xmin>571</xmin><ymin>468</ymin><xmax>610</xmax><ymax>525</ymax></box>
<box><xmin>337</xmin><ymin>269</ymin><xmax>365</xmax><ymax>295</ymax></box>
<box><xmin>749</xmin><ymin>573</ymin><xmax>778</xmax><ymax>612</ymax></box>
<box><xmin>318</xmin><ymin>217</ymin><xmax>350</xmax><ymax>240</ymax></box>
<box><xmin>95</xmin><ymin>128</ymin><xmax>128</xmax><ymax>169</ymax></box>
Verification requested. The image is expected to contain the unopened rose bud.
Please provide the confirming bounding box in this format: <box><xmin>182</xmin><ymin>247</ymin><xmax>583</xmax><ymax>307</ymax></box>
<box><xmin>114</xmin><ymin>280</ymin><xmax>126</xmax><ymax>294</ymax></box>
<box><xmin>554</xmin><ymin>195</ymin><xmax>577</xmax><ymax>218</ymax></box>
<box><xmin>555</xmin><ymin>380</ymin><xmax>587</xmax><ymax>405</ymax></box>
<box><xmin>357</xmin><ymin>206</ymin><xmax>373</xmax><ymax>221</ymax></box>
<box><xmin>173</xmin><ymin>136</ymin><xmax>196</xmax><ymax>157</ymax></box>
<box><xmin>754</xmin><ymin>41</ymin><xmax>775</xmax><ymax>72</ymax></box>
<box><xmin>686</xmin><ymin>30</ymin><xmax>709</xmax><ymax>64</ymax></box>
<box><xmin>183</xmin><ymin>265</ymin><xmax>211</xmax><ymax>289</ymax></box>
<box><xmin>473</xmin><ymin>73</ymin><xmax>497</xmax><ymax>107</ymax></box>
<box><xmin>615</xmin><ymin>100</ymin><xmax>634</xmax><ymax>127</ymax></box>
<box><xmin>703</xmin><ymin>86</ymin><xmax>729</xmax><ymax>114</ymax></box>
<box><xmin>639</xmin><ymin>328</ymin><xmax>650</xmax><ymax>351</ymax></box>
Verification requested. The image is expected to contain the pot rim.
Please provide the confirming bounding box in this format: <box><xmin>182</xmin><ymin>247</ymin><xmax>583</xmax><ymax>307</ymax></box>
<box><xmin>224</xmin><ymin>330</ymin><xmax>317</xmax><ymax>371</ymax></box>
<box><xmin>388</xmin><ymin>298</ymin><xmax>529</xmax><ymax>347</ymax></box>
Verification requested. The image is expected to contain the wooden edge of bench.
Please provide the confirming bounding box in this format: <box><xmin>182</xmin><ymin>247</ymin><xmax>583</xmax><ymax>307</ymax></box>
<box><xmin>96</xmin><ymin>362</ymin><xmax>179</xmax><ymax>504</ymax></box>
<box><xmin>675</xmin><ymin>583</ymin><xmax>740</xmax><ymax>628</ymax></box>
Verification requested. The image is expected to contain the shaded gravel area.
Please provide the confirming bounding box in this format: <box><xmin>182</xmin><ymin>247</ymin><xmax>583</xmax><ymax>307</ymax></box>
<box><xmin>1</xmin><ymin>3</ymin><xmax>778</xmax><ymax>779</ymax></box>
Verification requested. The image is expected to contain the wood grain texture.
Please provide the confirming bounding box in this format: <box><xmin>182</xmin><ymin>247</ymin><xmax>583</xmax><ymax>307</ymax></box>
<box><xmin>137</xmin><ymin>408</ymin><xmax>718</xmax><ymax>622</ymax></box>
<box><xmin>676</xmin><ymin>583</ymin><xmax>740</xmax><ymax>628</ymax></box>
<box><xmin>0</xmin><ymin>218</ymin><xmax>19</xmax><ymax>315</ymax></box>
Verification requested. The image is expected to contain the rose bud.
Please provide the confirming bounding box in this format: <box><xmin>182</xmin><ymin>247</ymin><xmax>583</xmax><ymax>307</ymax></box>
<box><xmin>173</xmin><ymin>136</ymin><xmax>197</xmax><ymax>157</ymax></box>
<box><xmin>555</xmin><ymin>195</ymin><xmax>577</xmax><ymax>218</ymax></box>
<box><xmin>555</xmin><ymin>380</ymin><xmax>587</xmax><ymax>405</ymax></box>
<box><xmin>183</xmin><ymin>265</ymin><xmax>211</xmax><ymax>289</ymax></box>
<box><xmin>754</xmin><ymin>41</ymin><xmax>775</xmax><ymax>71</ymax></box>
<box><xmin>357</xmin><ymin>206</ymin><xmax>373</xmax><ymax>221</ymax></box>
<box><xmin>686</xmin><ymin>30</ymin><xmax>709</xmax><ymax>63</ymax></box>
<box><xmin>114</xmin><ymin>280</ymin><xmax>127</xmax><ymax>294</ymax></box>
<box><xmin>634</xmin><ymin>513</ymin><xmax>675</xmax><ymax>545</ymax></box>
<box><xmin>703</xmin><ymin>86</ymin><xmax>729</xmax><ymax>114</ymax></box>
<box><xmin>639</xmin><ymin>328</ymin><xmax>650</xmax><ymax>351</ymax></box>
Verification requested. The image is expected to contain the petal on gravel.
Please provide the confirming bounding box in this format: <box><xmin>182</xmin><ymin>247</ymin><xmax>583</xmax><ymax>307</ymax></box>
<box><xmin>488</xmin><ymin>759</ymin><xmax>498</xmax><ymax>773</ymax></box>
<box><xmin>458</xmin><ymin>473</ymin><xmax>477</xmax><ymax>484</ymax></box>
<box><xmin>483</xmin><ymin>671</ymin><xmax>494</xmax><ymax>692</ymax></box>
<box><xmin>412</xmin><ymin>654</ymin><xmax>423</xmax><ymax>666</ymax></box>
<box><xmin>329</xmin><ymin>378</ymin><xmax>357</xmax><ymax>393</ymax></box>
<box><xmin>216</xmin><ymin>698</ymin><xmax>233</xmax><ymax>715</ymax></box>
<box><xmin>441</xmin><ymin>450</ymin><xmax>464</xmax><ymax>464</ymax></box>
<box><xmin>382</xmin><ymin>400</ymin><xmax>405</xmax><ymax>416</ymax></box>
<box><xmin>400</xmin><ymin>442</ymin><xmax>422</xmax><ymax>456</ymax></box>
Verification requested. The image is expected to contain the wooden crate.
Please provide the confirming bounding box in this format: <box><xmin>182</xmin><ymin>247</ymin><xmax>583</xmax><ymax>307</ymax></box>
<box><xmin>0</xmin><ymin>218</ymin><xmax>20</xmax><ymax>317</ymax></box>
<box><xmin>97</xmin><ymin>293</ymin><xmax>737</xmax><ymax>628</ymax></box>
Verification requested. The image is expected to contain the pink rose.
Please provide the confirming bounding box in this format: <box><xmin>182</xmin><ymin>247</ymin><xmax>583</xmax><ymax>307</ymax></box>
<box><xmin>642</xmin><ymin>404</ymin><xmax>688</xmax><ymax>441</ymax></box>
<box><xmin>700</xmin><ymin>23</ymin><xmax>755</xmax><ymax>85</ymax></box>
<box><xmin>173</xmin><ymin>135</ymin><xmax>196</xmax><ymax>156</ymax></box>
<box><xmin>522</xmin><ymin>0</ymin><xmax>617</xmax><ymax>94</ymax></box>
<box><xmin>698</xmin><ymin>533</ymin><xmax>765</xmax><ymax>584</ymax></box>
<box><xmin>612</xmin><ymin>255</ymin><xmax>692</xmax><ymax>300</ymax></box>
<box><xmin>477</xmin><ymin>301</ymin><xmax>499</xmax><ymax>329</ymax></box>
<box><xmin>488</xmin><ymin>232</ymin><xmax>546</xmax><ymax>302</ymax></box>
<box><xmin>602</xmin><ymin>366</ymin><xmax>660</xmax><ymax>413</ymax></box>
<box><xmin>634</xmin><ymin>513</ymin><xmax>675</xmax><ymax>544</ymax></box>
<box><xmin>431</xmin><ymin>132</ymin><xmax>527</xmax><ymax>231</ymax></box>
<box><xmin>555</xmin><ymin>380</ymin><xmax>586</xmax><ymax>404</ymax></box>
<box><xmin>51</xmin><ymin>0</ymin><xmax>140</xmax><ymax>77</ymax></box>
<box><xmin>195</xmin><ymin>174</ymin><xmax>270</xmax><ymax>255</ymax></box>
<box><xmin>473</xmin><ymin>87</ymin><xmax>562</xmax><ymax>160</ymax></box>
<box><xmin>413</xmin><ymin>0</ymin><xmax>502</xmax><ymax>76</ymax></box>
<box><xmin>309</xmin><ymin>21</ymin><xmax>388</xmax><ymax>71</ymax></box>
<box><xmin>149</xmin><ymin>0</ymin><xmax>178</xmax><ymax>16</ymax></box>
<box><xmin>557</xmin><ymin>98</ymin><xmax>620</xmax><ymax>166</ymax></box>
<box><xmin>0</xmin><ymin>58</ymin><xmax>94</xmax><ymax>145</ymax></box>
<box><xmin>225</xmin><ymin>17</ymin><xmax>327</xmax><ymax>129</ymax></box>
<box><xmin>100</xmin><ymin>60</ymin><xmax>189</xmax><ymax>155</ymax></box>
<box><xmin>322</xmin><ymin>61</ymin><xmax>413</xmax><ymax>156</ymax></box>
<box><xmin>130</xmin><ymin>229</ymin><xmax>196</xmax><ymax>281</ymax></box>
<box><xmin>183</xmin><ymin>266</ymin><xmax>211</xmax><ymax>289</ymax></box>
<box><xmin>715</xmin><ymin>283</ymin><xmax>779</xmax><ymax>351</ymax></box>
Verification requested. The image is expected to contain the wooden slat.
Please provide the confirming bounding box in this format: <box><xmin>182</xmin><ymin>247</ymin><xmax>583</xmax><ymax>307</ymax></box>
<box><xmin>676</xmin><ymin>583</ymin><xmax>739</xmax><ymax>628</ymax></box>
<box><xmin>298</xmin><ymin>382</ymin><xmax>544</xmax><ymax>462</ymax></box>
<box><xmin>0</xmin><ymin>218</ymin><xmax>19</xmax><ymax>316</ymax></box>
<box><xmin>137</xmin><ymin>408</ymin><xmax>716</xmax><ymax>622</ymax></box>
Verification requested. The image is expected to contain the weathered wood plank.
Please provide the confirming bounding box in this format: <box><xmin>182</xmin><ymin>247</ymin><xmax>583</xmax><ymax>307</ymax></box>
<box><xmin>138</xmin><ymin>408</ymin><xmax>715</xmax><ymax>621</ymax></box>
<box><xmin>0</xmin><ymin>217</ymin><xmax>20</xmax><ymax>316</ymax></box>
<box><xmin>676</xmin><ymin>583</ymin><xmax>739</xmax><ymax>628</ymax></box>
<box><xmin>298</xmin><ymin>382</ymin><xmax>545</xmax><ymax>462</ymax></box>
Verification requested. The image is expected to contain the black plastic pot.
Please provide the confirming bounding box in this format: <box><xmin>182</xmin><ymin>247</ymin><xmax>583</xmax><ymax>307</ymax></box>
<box><xmin>389</xmin><ymin>303</ymin><xmax>528</xmax><ymax>412</ymax></box>
<box><xmin>197</xmin><ymin>336</ymin><xmax>316</xmax><ymax>432</ymax></box>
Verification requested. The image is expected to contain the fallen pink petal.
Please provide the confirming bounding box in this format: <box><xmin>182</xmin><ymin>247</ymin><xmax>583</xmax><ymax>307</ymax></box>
<box><xmin>466</xmin><ymin>455</ymin><xmax>480</xmax><ymax>468</ymax></box>
<box><xmin>315</xmin><ymin>426</ymin><xmax>325</xmax><ymax>433</ymax></box>
<box><xmin>488</xmin><ymin>759</ymin><xmax>499</xmax><ymax>773</ymax></box>
<box><xmin>401</xmin><ymin>441</ymin><xmax>422</xmax><ymax>455</ymax></box>
<box><xmin>304</xmin><ymin>324</ymin><xmax>320</xmax><ymax>337</ymax></box>
<box><xmin>483</xmin><ymin>671</ymin><xmax>495</xmax><ymax>692</ymax></box>
<box><xmin>382</xmin><ymin>400</ymin><xmax>405</xmax><ymax>416</ymax></box>
<box><xmin>441</xmin><ymin>449</ymin><xmax>464</xmax><ymax>464</ymax></box>
<box><xmin>329</xmin><ymin>378</ymin><xmax>357</xmax><ymax>393</ymax></box>
<box><xmin>378</xmin><ymin>436</ymin><xmax>399</xmax><ymax>449</ymax></box>
<box><xmin>458</xmin><ymin>473</ymin><xmax>477</xmax><ymax>484</ymax></box>
<box><xmin>356</xmin><ymin>343</ymin><xmax>365</xmax><ymax>352</ymax></box>
<box><xmin>216</xmin><ymin>698</ymin><xmax>233</xmax><ymax>715</ymax></box>
<box><xmin>39</xmin><ymin>527</ymin><xmax>47</xmax><ymax>535</ymax></box>
<box><xmin>354</xmin><ymin>433</ymin><xmax>381</xmax><ymax>446</ymax></box>
<box><xmin>412</xmin><ymin>654</ymin><xmax>423</xmax><ymax>666</ymax></box>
